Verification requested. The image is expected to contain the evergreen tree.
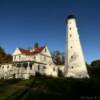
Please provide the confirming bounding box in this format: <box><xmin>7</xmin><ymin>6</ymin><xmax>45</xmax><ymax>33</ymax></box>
<box><xmin>0</xmin><ymin>46</ymin><xmax>12</xmax><ymax>64</ymax></box>
<box><xmin>34</xmin><ymin>42</ymin><xmax>39</xmax><ymax>48</ymax></box>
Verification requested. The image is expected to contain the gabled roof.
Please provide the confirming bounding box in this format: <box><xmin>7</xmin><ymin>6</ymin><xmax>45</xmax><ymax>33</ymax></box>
<box><xmin>18</xmin><ymin>47</ymin><xmax>45</xmax><ymax>56</ymax></box>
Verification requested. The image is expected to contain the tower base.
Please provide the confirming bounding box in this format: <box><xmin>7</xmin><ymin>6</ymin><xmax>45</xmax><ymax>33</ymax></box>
<box><xmin>64</xmin><ymin>66</ymin><xmax>89</xmax><ymax>78</ymax></box>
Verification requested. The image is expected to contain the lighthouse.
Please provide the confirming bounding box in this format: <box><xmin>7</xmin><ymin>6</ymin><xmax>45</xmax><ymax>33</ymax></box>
<box><xmin>64</xmin><ymin>15</ymin><xmax>89</xmax><ymax>78</ymax></box>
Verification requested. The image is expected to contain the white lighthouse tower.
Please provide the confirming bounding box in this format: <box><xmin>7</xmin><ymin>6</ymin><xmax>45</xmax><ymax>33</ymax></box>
<box><xmin>65</xmin><ymin>15</ymin><xmax>89</xmax><ymax>78</ymax></box>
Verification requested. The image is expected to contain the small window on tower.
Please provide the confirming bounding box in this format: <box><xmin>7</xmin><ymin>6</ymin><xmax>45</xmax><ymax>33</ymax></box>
<box><xmin>72</xmin><ymin>66</ymin><xmax>74</xmax><ymax>69</ymax></box>
<box><xmin>69</xmin><ymin>27</ymin><xmax>71</xmax><ymax>30</ymax></box>
<box><xmin>70</xmin><ymin>34</ymin><xmax>72</xmax><ymax>37</ymax></box>
<box><xmin>71</xmin><ymin>56</ymin><xmax>73</xmax><ymax>59</ymax></box>
<box><xmin>70</xmin><ymin>46</ymin><xmax>72</xmax><ymax>48</ymax></box>
<box><xmin>69</xmin><ymin>21</ymin><xmax>71</xmax><ymax>24</ymax></box>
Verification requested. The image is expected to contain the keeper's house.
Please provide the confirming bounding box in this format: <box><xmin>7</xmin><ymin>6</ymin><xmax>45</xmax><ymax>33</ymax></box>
<box><xmin>0</xmin><ymin>46</ymin><xmax>58</xmax><ymax>79</ymax></box>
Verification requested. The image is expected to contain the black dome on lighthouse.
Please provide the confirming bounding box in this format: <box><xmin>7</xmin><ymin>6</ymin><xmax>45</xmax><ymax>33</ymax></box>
<box><xmin>67</xmin><ymin>15</ymin><xmax>76</xmax><ymax>19</ymax></box>
<box><xmin>65</xmin><ymin>15</ymin><xmax>76</xmax><ymax>25</ymax></box>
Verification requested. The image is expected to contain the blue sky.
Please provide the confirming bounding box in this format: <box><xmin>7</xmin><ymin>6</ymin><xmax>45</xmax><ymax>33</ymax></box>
<box><xmin>0</xmin><ymin>0</ymin><xmax>100</xmax><ymax>63</ymax></box>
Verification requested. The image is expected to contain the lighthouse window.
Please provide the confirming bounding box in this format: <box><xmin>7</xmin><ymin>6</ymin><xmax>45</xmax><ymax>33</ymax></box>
<box><xmin>71</xmin><ymin>56</ymin><xmax>73</xmax><ymax>59</ymax></box>
<box><xmin>69</xmin><ymin>27</ymin><xmax>71</xmax><ymax>30</ymax></box>
<box><xmin>72</xmin><ymin>66</ymin><xmax>74</xmax><ymax>69</ymax></box>
<box><xmin>70</xmin><ymin>46</ymin><xmax>72</xmax><ymax>48</ymax></box>
<box><xmin>70</xmin><ymin>34</ymin><xmax>72</xmax><ymax>37</ymax></box>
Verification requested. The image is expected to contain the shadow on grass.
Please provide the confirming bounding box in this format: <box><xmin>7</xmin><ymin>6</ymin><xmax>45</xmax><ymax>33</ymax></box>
<box><xmin>1</xmin><ymin>77</ymin><xmax>100</xmax><ymax>100</ymax></box>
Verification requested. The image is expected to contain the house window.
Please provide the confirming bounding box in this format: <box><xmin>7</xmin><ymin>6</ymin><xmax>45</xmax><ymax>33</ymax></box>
<box><xmin>29</xmin><ymin>63</ymin><xmax>32</xmax><ymax>70</ymax></box>
<box><xmin>43</xmin><ymin>66</ymin><xmax>46</xmax><ymax>69</ymax></box>
<box><xmin>14</xmin><ymin>56</ymin><xmax>16</xmax><ymax>60</ymax></box>
<box><xmin>34</xmin><ymin>56</ymin><xmax>36</xmax><ymax>60</ymax></box>
<box><xmin>17</xmin><ymin>63</ymin><xmax>21</xmax><ymax>67</ymax></box>
<box><xmin>23</xmin><ymin>63</ymin><xmax>27</xmax><ymax>69</ymax></box>
<box><xmin>38</xmin><ymin>65</ymin><xmax>40</xmax><ymax>71</ymax></box>
<box><xmin>44</xmin><ymin>56</ymin><xmax>46</xmax><ymax>61</ymax></box>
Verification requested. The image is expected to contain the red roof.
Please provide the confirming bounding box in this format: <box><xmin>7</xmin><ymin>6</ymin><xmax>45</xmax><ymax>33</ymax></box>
<box><xmin>19</xmin><ymin>47</ymin><xmax>45</xmax><ymax>55</ymax></box>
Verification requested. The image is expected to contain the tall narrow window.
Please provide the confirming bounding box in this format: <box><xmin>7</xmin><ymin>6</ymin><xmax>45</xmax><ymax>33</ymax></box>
<box><xmin>30</xmin><ymin>63</ymin><xmax>32</xmax><ymax>70</ymax></box>
<box><xmin>38</xmin><ymin>65</ymin><xmax>40</xmax><ymax>71</ymax></box>
<box><xmin>34</xmin><ymin>56</ymin><xmax>36</xmax><ymax>60</ymax></box>
<box><xmin>23</xmin><ymin>63</ymin><xmax>27</xmax><ymax>69</ymax></box>
<box><xmin>2</xmin><ymin>66</ymin><xmax>4</xmax><ymax>69</ymax></box>
<box><xmin>44</xmin><ymin>56</ymin><xmax>46</xmax><ymax>61</ymax></box>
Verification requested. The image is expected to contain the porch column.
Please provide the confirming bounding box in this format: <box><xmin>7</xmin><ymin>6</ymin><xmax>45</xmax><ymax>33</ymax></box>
<box><xmin>26</xmin><ymin>62</ymin><xmax>30</xmax><ymax>79</ymax></box>
<box><xmin>20</xmin><ymin>63</ymin><xmax>23</xmax><ymax>78</ymax></box>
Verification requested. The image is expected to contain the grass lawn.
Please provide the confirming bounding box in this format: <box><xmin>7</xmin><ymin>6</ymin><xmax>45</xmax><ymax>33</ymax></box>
<box><xmin>0</xmin><ymin>77</ymin><xmax>100</xmax><ymax>100</ymax></box>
